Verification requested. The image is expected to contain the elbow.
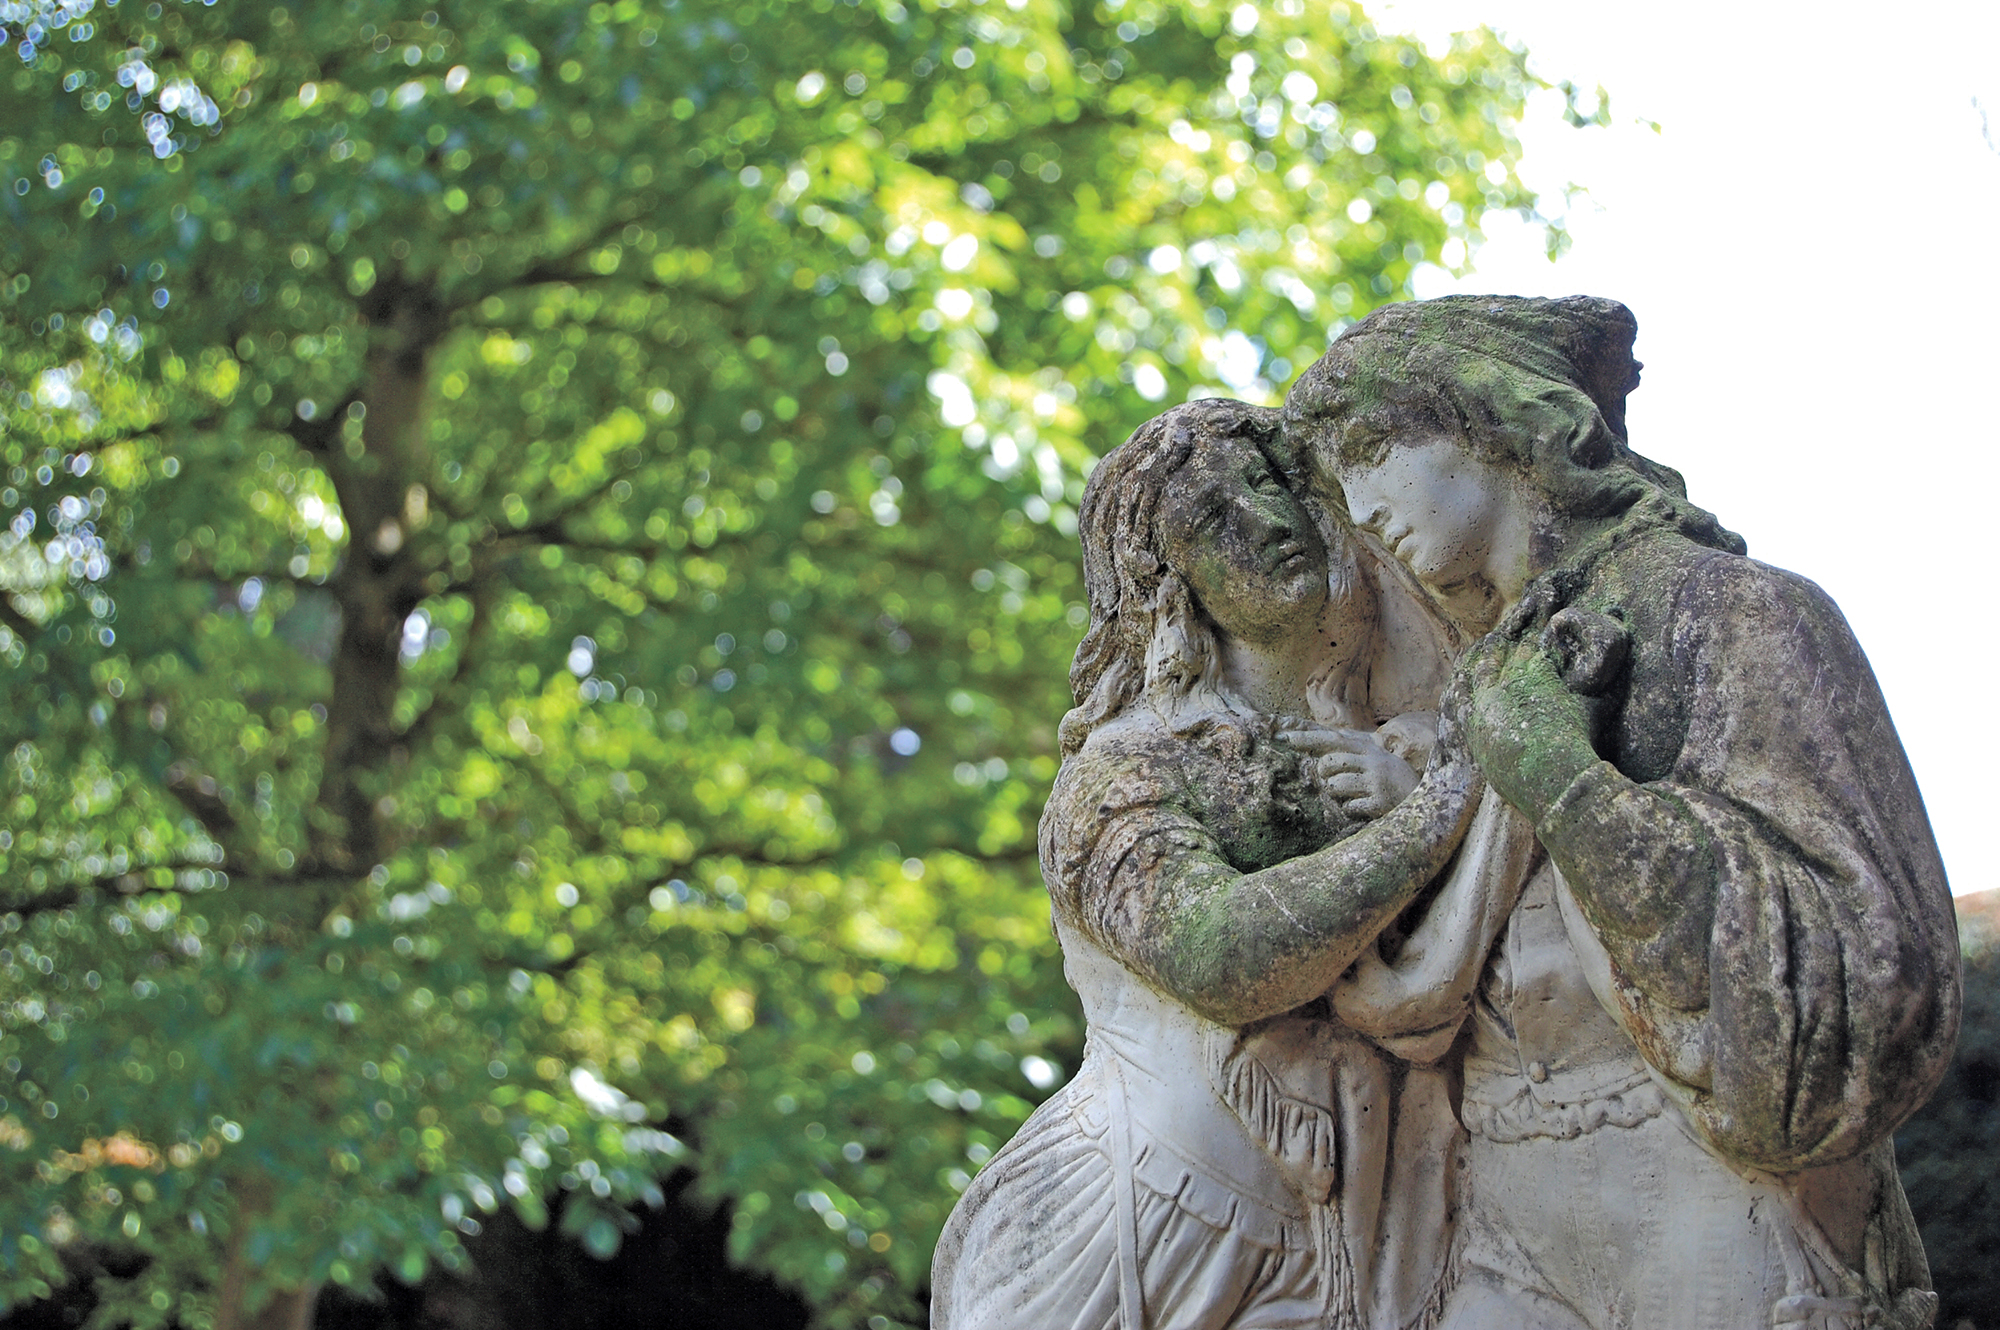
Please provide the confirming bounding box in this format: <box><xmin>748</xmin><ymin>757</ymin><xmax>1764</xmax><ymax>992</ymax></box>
<box><xmin>1727</xmin><ymin>1113</ymin><xmax>1900</xmax><ymax>1175</ymax></box>
<box><xmin>1184</xmin><ymin>995</ymin><xmax>1264</xmax><ymax>1028</ymax></box>
<box><xmin>1700</xmin><ymin>1087</ymin><xmax>1875</xmax><ymax>1174</ymax></box>
<box><xmin>1142</xmin><ymin>922</ymin><xmax>1306</xmax><ymax>1027</ymax></box>
<box><xmin>1184</xmin><ymin>986</ymin><xmax>1274</xmax><ymax>1029</ymax></box>
<box><xmin>1712</xmin><ymin>1042</ymin><xmax>1960</xmax><ymax>1174</ymax></box>
<box><xmin>1147</xmin><ymin>943</ymin><xmax>1270</xmax><ymax>1027</ymax></box>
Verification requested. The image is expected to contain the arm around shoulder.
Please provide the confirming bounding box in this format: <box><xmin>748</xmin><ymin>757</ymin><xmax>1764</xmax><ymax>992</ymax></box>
<box><xmin>1043</xmin><ymin>723</ymin><xmax>1480</xmax><ymax>1027</ymax></box>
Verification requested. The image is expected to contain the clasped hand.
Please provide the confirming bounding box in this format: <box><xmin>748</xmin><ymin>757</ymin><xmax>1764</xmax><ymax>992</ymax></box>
<box><xmin>1279</xmin><ymin>726</ymin><xmax>1419</xmax><ymax>823</ymax></box>
<box><xmin>1450</xmin><ymin>607</ymin><xmax>1613</xmax><ymax>824</ymax></box>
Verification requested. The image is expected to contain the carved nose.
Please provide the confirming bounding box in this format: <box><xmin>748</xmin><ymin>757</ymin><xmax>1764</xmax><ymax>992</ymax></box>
<box><xmin>1240</xmin><ymin>497</ymin><xmax>1292</xmax><ymax>542</ymax></box>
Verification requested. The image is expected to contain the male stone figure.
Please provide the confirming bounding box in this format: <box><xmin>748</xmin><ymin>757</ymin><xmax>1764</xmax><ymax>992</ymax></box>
<box><xmin>1296</xmin><ymin>295</ymin><xmax>1960</xmax><ymax>1329</ymax></box>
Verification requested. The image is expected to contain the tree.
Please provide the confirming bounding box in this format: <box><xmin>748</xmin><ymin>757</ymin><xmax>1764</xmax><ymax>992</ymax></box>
<box><xmin>0</xmin><ymin>1</ymin><xmax>1549</xmax><ymax>1325</ymax></box>
<box><xmin>1898</xmin><ymin>891</ymin><xmax>2000</xmax><ymax>1329</ymax></box>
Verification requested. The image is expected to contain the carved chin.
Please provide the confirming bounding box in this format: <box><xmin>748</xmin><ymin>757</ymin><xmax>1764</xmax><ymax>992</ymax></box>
<box><xmin>1430</xmin><ymin>576</ymin><xmax>1503</xmax><ymax>632</ymax></box>
<box><xmin>1404</xmin><ymin>544</ymin><xmax>1486</xmax><ymax>599</ymax></box>
<box><xmin>1219</xmin><ymin>582</ymin><xmax>1327</xmax><ymax>641</ymax></box>
<box><xmin>1276</xmin><ymin>575</ymin><xmax>1330</xmax><ymax>614</ymax></box>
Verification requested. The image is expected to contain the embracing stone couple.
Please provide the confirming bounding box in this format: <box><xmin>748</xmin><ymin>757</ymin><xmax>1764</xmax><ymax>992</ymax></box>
<box><xmin>930</xmin><ymin>296</ymin><xmax>1961</xmax><ymax>1330</ymax></box>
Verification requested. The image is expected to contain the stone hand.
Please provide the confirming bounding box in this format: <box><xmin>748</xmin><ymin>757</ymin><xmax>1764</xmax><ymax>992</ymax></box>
<box><xmin>1280</xmin><ymin>727</ymin><xmax>1420</xmax><ymax>822</ymax></box>
<box><xmin>1453</xmin><ymin>631</ymin><xmax>1600</xmax><ymax>823</ymax></box>
<box><xmin>1374</xmin><ymin>710</ymin><xmax>1439</xmax><ymax>773</ymax></box>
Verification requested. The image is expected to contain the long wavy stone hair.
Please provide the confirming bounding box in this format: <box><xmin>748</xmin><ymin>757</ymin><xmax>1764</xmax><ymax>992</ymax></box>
<box><xmin>1285</xmin><ymin>294</ymin><xmax>1742</xmax><ymax>555</ymax></box>
<box><xmin>1058</xmin><ymin>397</ymin><xmax>1373</xmax><ymax>757</ymax></box>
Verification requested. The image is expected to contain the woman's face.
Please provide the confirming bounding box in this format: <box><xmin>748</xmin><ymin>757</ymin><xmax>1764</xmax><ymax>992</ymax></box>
<box><xmin>1157</xmin><ymin>431</ymin><xmax>1330</xmax><ymax>644</ymax></box>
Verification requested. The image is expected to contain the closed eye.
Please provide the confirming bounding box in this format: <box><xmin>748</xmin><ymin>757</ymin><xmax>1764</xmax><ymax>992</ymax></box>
<box><xmin>1339</xmin><ymin>423</ymin><xmax>1390</xmax><ymax>454</ymax></box>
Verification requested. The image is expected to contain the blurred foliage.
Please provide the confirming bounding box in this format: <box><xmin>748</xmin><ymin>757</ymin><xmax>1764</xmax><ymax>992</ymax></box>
<box><xmin>1899</xmin><ymin>894</ymin><xmax>2000</xmax><ymax>1329</ymax></box>
<box><xmin>0</xmin><ymin>0</ymin><xmax>1549</xmax><ymax>1325</ymax></box>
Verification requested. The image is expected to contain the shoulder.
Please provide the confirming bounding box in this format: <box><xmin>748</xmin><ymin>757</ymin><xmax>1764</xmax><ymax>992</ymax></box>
<box><xmin>1042</xmin><ymin>714</ymin><xmax>1205</xmax><ymax>858</ymax></box>
<box><xmin>1673</xmin><ymin>545</ymin><xmax>1858</xmax><ymax>653</ymax></box>
<box><xmin>1607</xmin><ymin>532</ymin><xmax>1854</xmax><ymax>645</ymax></box>
<box><xmin>1040</xmin><ymin>713</ymin><xmax>1215</xmax><ymax>912</ymax></box>
<box><xmin>1049</xmin><ymin>713</ymin><xmax>1189</xmax><ymax>813</ymax></box>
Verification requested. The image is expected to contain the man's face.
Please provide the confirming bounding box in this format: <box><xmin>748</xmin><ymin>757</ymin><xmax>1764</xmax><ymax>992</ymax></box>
<box><xmin>1334</xmin><ymin>431</ymin><xmax>1513</xmax><ymax>601</ymax></box>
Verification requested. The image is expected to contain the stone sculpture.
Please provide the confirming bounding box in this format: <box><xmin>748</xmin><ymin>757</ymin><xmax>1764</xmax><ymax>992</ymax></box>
<box><xmin>932</xmin><ymin>296</ymin><xmax>1961</xmax><ymax>1330</ymax></box>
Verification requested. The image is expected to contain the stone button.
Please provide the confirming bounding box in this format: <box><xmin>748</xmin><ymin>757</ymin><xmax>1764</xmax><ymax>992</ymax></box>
<box><xmin>1527</xmin><ymin>1061</ymin><xmax>1549</xmax><ymax>1084</ymax></box>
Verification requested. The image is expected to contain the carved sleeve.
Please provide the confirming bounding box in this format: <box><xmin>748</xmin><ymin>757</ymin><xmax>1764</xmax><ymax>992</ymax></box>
<box><xmin>1535</xmin><ymin>553</ymin><xmax>1961</xmax><ymax>1172</ymax></box>
<box><xmin>1040</xmin><ymin>727</ymin><xmax>1477</xmax><ymax>1027</ymax></box>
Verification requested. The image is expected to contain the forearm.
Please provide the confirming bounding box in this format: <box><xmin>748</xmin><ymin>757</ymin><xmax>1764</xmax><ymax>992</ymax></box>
<box><xmin>1133</xmin><ymin>755</ymin><xmax>1478</xmax><ymax>1025</ymax></box>
<box><xmin>1335</xmin><ymin>786</ymin><xmax>1537</xmax><ymax>1044</ymax></box>
<box><xmin>1540</xmin><ymin>759</ymin><xmax>1954</xmax><ymax>1168</ymax></box>
<box><xmin>1537</xmin><ymin>760</ymin><xmax>1716</xmax><ymax>1011</ymax></box>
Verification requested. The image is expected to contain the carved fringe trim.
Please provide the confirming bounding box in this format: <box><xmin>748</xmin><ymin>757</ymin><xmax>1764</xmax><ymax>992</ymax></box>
<box><xmin>1212</xmin><ymin>1045</ymin><xmax>1343</xmax><ymax>1205</ymax></box>
<box><xmin>1406</xmin><ymin>1216</ymin><xmax>1464</xmax><ymax>1330</ymax></box>
<box><xmin>1214</xmin><ymin>1041</ymin><xmax>1464</xmax><ymax>1330</ymax></box>
<box><xmin>1461</xmin><ymin>1076</ymin><xmax>1665</xmax><ymax>1144</ymax></box>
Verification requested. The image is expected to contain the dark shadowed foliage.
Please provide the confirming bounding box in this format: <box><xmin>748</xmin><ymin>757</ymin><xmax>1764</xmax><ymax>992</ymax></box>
<box><xmin>1899</xmin><ymin>890</ymin><xmax>2000</xmax><ymax>1330</ymax></box>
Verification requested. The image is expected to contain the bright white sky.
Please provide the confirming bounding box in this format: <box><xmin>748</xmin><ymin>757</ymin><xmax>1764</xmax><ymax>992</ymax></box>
<box><xmin>1360</xmin><ymin>0</ymin><xmax>2000</xmax><ymax>896</ymax></box>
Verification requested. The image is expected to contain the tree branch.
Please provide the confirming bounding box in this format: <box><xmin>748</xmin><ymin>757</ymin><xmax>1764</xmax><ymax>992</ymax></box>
<box><xmin>0</xmin><ymin>859</ymin><xmax>352</xmax><ymax>918</ymax></box>
<box><xmin>162</xmin><ymin>760</ymin><xmax>242</xmax><ymax>840</ymax></box>
<box><xmin>0</xmin><ymin>596</ymin><xmax>42</xmax><ymax>644</ymax></box>
<box><xmin>396</xmin><ymin>581</ymin><xmax>494</xmax><ymax>748</ymax></box>
<box><xmin>282</xmin><ymin>390</ymin><xmax>361</xmax><ymax>460</ymax></box>
<box><xmin>469</xmin><ymin>215</ymin><xmax>633</xmax><ymax>305</ymax></box>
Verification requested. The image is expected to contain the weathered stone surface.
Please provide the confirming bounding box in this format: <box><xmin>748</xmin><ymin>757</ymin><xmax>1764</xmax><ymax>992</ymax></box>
<box><xmin>933</xmin><ymin>298</ymin><xmax>1959</xmax><ymax>1330</ymax></box>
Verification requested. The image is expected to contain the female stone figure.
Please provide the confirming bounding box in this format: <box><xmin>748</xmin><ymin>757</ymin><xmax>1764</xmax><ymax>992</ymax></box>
<box><xmin>931</xmin><ymin>398</ymin><xmax>1511</xmax><ymax>1330</ymax></box>
<box><xmin>1289</xmin><ymin>295</ymin><xmax>1961</xmax><ymax>1330</ymax></box>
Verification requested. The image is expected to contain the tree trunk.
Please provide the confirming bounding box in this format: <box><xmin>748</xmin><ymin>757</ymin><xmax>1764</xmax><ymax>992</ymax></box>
<box><xmin>215</xmin><ymin>1284</ymin><xmax>319</xmax><ymax>1330</ymax></box>
<box><xmin>216</xmin><ymin>278</ymin><xmax>447</xmax><ymax>1330</ymax></box>
<box><xmin>213</xmin><ymin>1178</ymin><xmax>323</xmax><ymax>1330</ymax></box>
<box><xmin>312</xmin><ymin>275</ymin><xmax>446</xmax><ymax>873</ymax></box>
